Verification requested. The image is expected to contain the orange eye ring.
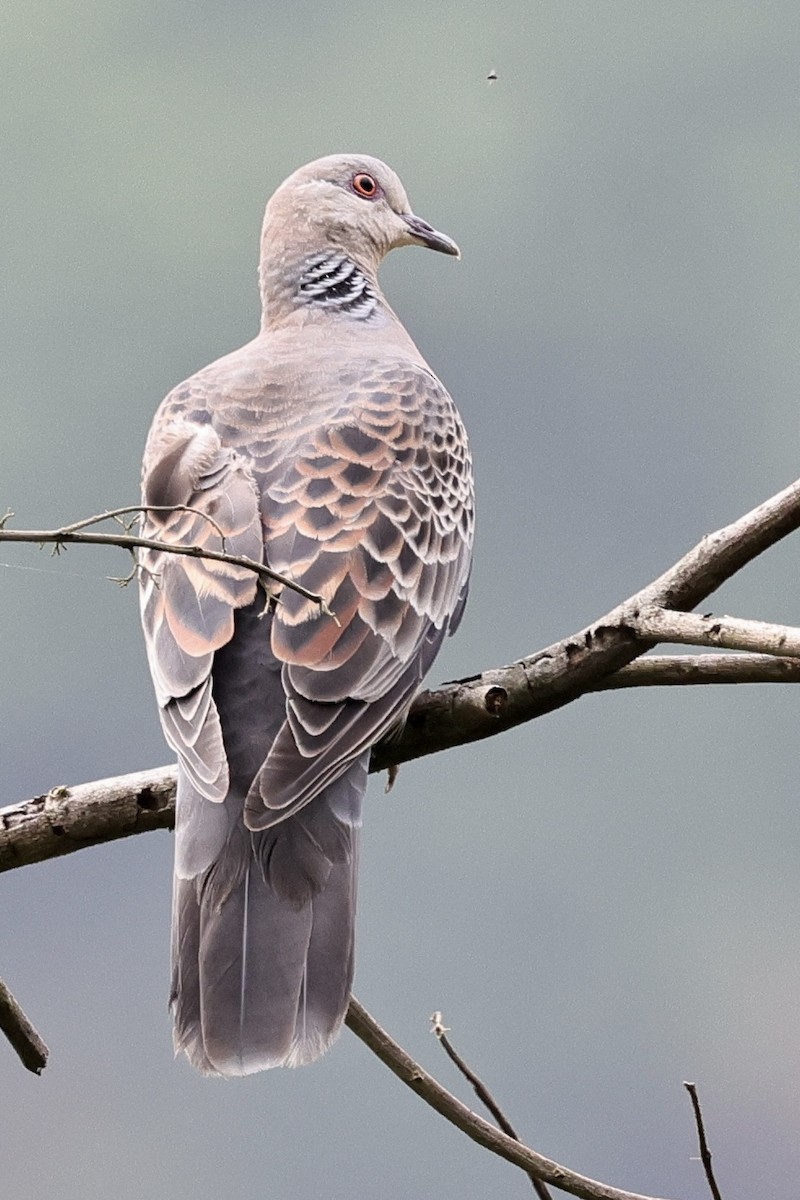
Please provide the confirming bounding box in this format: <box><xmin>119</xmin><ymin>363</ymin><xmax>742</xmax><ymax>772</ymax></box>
<box><xmin>352</xmin><ymin>173</ymin><xmax>379</xmax><ymax>198</ymax></box>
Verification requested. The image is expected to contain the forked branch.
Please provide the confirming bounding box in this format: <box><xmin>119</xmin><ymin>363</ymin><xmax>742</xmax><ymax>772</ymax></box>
<box><xmin>4</xmin><ymin>476</ymin><xmax>800</xmax><ymax>872</ymax></box>
<box><xmin>1</xmin><ymin>477</ymin><xmax>795</xmax><ymax>1196</ymax></box>
<box><xmin>347</xmin><ymin>998</ymin><xmax>679</xmax><ymax>1200</ymax></box>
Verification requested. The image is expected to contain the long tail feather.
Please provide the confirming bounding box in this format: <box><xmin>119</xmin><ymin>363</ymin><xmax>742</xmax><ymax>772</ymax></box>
<box><xmin>170</xmin><ymin>761</ymin><xmax>364</xmax><ymax>1076</ymax></box>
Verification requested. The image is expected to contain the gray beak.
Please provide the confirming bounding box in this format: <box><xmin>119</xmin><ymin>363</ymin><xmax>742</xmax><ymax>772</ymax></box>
<box><xmin>402</xmin><ymin>213</ymin><xmax>461</xmax><ymax>258</ymax></box>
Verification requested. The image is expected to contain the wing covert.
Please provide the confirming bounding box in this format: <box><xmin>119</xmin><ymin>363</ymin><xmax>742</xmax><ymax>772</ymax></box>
<box><xmin>245</xmin><ymin>362</ymin><xmax>474</xmax><ymax>826</ymax></box>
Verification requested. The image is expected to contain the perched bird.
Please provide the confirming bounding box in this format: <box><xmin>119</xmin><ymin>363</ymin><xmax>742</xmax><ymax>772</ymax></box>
<box><xmin>138</xmin><ymin>154</ymin><xmax>474</xmax><ymax>1076</ymax></box>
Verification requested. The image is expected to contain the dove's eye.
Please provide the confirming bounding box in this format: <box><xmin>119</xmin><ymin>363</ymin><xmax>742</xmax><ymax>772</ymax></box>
<box><xmin>351</xmin><ymin>173</ymin><xmax>379</xmax><ymax>199</ymax></box>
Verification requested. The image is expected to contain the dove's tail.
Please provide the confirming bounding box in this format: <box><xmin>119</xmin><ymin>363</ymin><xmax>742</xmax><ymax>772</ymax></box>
<box><xmin>169</xmin><ymin>763</ymin><xmax>364</xmax><ymax>1076</ymax></box>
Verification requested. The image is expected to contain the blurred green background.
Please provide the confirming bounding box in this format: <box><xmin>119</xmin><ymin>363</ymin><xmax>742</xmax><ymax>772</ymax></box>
<box><xmin>3</xmin><ymin>2</ymin><xmax>800</xmax><ymax>1197</ymax></box>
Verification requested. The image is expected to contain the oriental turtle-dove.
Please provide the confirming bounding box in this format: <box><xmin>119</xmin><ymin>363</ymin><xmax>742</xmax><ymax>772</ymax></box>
<box><xmin>139</xmin><ymin>154</ymin><xmax>474</xmax><ymax>1075</ymax></box>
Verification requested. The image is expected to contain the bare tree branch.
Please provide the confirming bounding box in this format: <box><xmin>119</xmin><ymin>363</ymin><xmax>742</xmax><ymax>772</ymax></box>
<box><xmin>3</xmin><ymin>472</ymin><xmax>800</xmax><ymax>727</ymax></box>
<box><xmin>346</xmin><ymin>998</ymin><xmax>679</xmax><ymax>1200</ymax></box>
<box><xmin>44</xmin><ymin>506</ymin><xmax>228</xmax><ymax>540</ymax></box>
<box><xmin>0</xmin><ymin>769</ymin><xmax>176</xmax><ymax>873</ymax></box>
<box><xmin>683</xmin><ymin>1083</ymin><xmax>723</xmax><ymax>1200</ymax></box>
<box><xmin>3</xmin><ymin>649</ymin><xmax>797</xmax><ymax>875</ymax></box>
<box><xmin>3</xmin><ymin>483</ymin><xmax>794</xmax><ymax>1188</ymax></box>
<box><xmin>371</xmin><ymin>474</ymin><xmax>800</xmax><ymax>770</ymax></box>
<box><xmin>628</xmin><ymin>608</ymin><xmax>800</xmax><ymax>658</ymax></box>
<box><xmin>591</xmin><ymin>653</ymin><xmax>800</xmax><ymax>688</ymax></box>
<box><xmin>0</xmin><ymin>976</ymin><xmax>48</xmax><ymax>1074</ymax></box>
<box><xmin>3</xmin><ymin>655</ymin><xmax>800</xmax><ymax>873</ymax></box>
<box><xmin>5</xmin><ymin>471</ymin><xmax>800</xmax><ymax>873</ymax></box>
<box><xmin>430</xmin><ymin>1011</ymin><xmax>551</xmax><ymax>1199</ymax></box>
<box><xmin>1</xmin><ymin>474</ymin><xmax>799</xmax><ymax>788</ymax></box>
<box><xmin>0</xmin><ymin>510</ymin><xmax>331</xmax><ymax>612</ymax></box>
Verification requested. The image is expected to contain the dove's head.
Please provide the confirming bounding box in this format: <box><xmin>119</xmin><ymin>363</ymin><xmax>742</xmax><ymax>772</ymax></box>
<box><xmin>259</xmin><ymin>155</ymin><xmax>459</xmax><ymax>316</ymax></box>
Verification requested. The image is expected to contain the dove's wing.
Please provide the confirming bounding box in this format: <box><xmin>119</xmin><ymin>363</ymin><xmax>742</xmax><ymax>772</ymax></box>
<box><xmin>243</xmin><ymin>359</ymin><xmax>473</xmax><ymax>827</ymax></box>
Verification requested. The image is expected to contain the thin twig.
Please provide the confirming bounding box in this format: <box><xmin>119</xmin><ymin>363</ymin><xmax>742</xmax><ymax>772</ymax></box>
<box><xmin>346</xmin><ymin>998</ymin><xmax>678</xmax><ymax>1200</ymax></box>
<box><xmin>683</xmin><ymin>1083</ymin><xmax>723</xmax><ymax>1200</ymax></box>
<box><xmin>431</xmin><ymin>1011</ymin><xmax>551</xmax><ymax>1199</ymax></box>
<box><xmin>0</xmin><ymin>520</ymin><xmax>330</xmax><ymax>612</ymax></box>
<box><xmin>0</xmin><ymin>976</ymin><xmax>48</xmax><ymax>1074</ymax></box>
<box><xmin>54</xmin><ymin>505</ymin><xmax>227</xmax><ymax>543</ymax></box>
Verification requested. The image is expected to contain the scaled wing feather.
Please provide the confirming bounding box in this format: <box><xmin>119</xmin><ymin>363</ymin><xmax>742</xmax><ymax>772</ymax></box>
<box><xmin>244</xmin><ymin>361</ymin><xmax>473</xmax><ymax>827</ymax></box>
<box><xmin>139</xmin><ymin>417</ymin><xmax>264</xmax><ymax>801</ymax></box>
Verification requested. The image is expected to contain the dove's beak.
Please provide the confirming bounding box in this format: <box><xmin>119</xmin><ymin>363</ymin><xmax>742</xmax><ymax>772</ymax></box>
<box><xmin>401</xmin><ymin>214</ymin><xmax>461</xmax><ymax>259</ymax></box>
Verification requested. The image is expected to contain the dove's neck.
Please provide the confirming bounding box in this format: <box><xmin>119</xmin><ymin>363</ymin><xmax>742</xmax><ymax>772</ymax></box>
<box><xmin>259</xmin><ymin>250</ymin><xmax>388</xmax><ymax>330</ymax></box>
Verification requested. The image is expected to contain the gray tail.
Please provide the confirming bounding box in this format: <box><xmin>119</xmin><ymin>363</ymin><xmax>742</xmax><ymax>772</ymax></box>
<box><xmin>170</xmin><ymin>764</ymin><xmax>364</xmax><ymax>1076</ymax></box>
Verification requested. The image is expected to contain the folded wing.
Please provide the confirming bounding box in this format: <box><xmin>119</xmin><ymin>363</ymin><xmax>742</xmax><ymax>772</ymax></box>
<box><xmin>245</xmin><ymin>360</ymin><xmax>474</xmax><ymax>827</ymax></box>
<box><xmin>139</xmin><ymin>418</ymin><xmax>264</xmax><ymax>801</ymax></box>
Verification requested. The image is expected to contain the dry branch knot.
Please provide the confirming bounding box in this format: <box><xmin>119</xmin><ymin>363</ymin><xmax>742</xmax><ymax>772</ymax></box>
<box><xmin>483</xmin><ymin>686</ymin><xmax>507</xmax><ymax>716</ymax></box>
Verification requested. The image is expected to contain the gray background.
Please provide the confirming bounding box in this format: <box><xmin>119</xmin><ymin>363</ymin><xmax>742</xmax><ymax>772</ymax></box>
<box><xmin>2</xmin><ymin>3</ymin><xmax>799</xmax><ymax>1197</ymax></box>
